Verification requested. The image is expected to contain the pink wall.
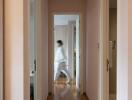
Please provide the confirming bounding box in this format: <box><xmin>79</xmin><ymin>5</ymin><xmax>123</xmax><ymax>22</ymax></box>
<box><xmin>4</xmin><ymin>0</ymin><xmax>24</xmax><ymax>100</ymax></box>
<box><xmin>115</xmin><ymin>0</ymin><xmax>132</xmax><ymax>100</ymax></box>
<box><xmin>117</xmin><ymin>0</ymin><xmax>128</xmax><ymax>100</ymax></box>
<box><xmin>128</xmin><ymin>0</ymin><xmax>132</xmax><ymax>99</ymax></box>
<box><xmin>86</xmin><ymin>0</ymin><xmax>100</xmax><ymax>100</ymax></box>
<box><xmin>24</xmin><ymin>0</ymin><xmax>30</xmax><ymax>99</ymax></box>
<box><xmin>41</xmin><ymin>0</ymin><xmax>49</xmax><ymax>99</ymax></box>
<box><xmin>4</xmin><ymin>0</ymin><xmax>49</xmax><ymax>99</ymax></box>
<box><xmin>48</xmin><ymin>0</ymin><xmax>86</xmax><ymax>13</ymax></box>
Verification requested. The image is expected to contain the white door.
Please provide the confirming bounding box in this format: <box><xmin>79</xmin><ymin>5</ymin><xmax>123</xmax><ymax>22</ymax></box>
<box><xmin>75</xmin><ymin>16</ymin><xmax>80</xmax><ymax>90</ymax></box>
<box><xmin>29</xmin><ymin>0</ymin><xmax>37</xmax><ymax>99</ymax></box>
<box><xmin>100</xmin><ymin>0</ymin><xmax>109</xmax><ymax>100</ymax></box>
<box><xmin>0</xmin><ymin>0</ymin><xmax>3</xmax><ymax>99</ymax></box>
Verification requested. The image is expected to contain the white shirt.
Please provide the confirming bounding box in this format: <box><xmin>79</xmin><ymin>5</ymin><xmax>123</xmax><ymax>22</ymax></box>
<box><xmin>55</xmin><ymin>46</ymin><xmax>66</xmax><ymax>63</ymax></box>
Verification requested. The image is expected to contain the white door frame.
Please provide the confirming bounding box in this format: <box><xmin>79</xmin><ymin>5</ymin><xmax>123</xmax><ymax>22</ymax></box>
<box><xmin>24</xmin><ymin>0</ymin><xmax>48</xmax><ymax>99</ymax></box>
<box><xmin>99</xmin><ymin>0</ymin><xmax>109</xmax><ymax>100</ymax></box>
<box><xmin>49</xmin><ymin>12</ymin><xmax>86</xmax><ymax>94</ymax></box>
<box><xmin>0</xmin><ymin>0</ymin><xmax>3</xmax><ymax>99</ymax></box>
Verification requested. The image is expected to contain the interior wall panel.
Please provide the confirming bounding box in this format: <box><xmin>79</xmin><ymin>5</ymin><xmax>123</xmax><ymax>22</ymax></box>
<box><xmin>0</xmin><ymin>0</ymin><xmax>3</xmax><ymax>99</ymax></box>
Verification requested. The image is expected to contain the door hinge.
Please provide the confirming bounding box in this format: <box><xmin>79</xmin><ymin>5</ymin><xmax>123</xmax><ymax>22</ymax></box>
<box><xmin>106</xmin><ymin>58</ymin><xmax>110</xmax><ymax>72</ymax></box>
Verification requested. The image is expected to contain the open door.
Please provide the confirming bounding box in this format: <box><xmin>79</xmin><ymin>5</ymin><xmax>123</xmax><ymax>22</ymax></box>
<box><xmin>53</xmin><ymin>14</ymin><xmax>81</xmax><ymax>91</ymax></box>
<box><xmin>100</xmin><ymin>0</ymin><xmax>117</xmax><ymax>100</ymax></box>
<box><xmin>99</xmin><ymin>0</ymin><xmax>109</xmax><ymax>100</ymax></box>
<box><xmin>50</xmin><ymin>14</ymin><xmax>86</xmax><ymax>96</ymax></box>
<box><xmin>29</xmin><ymin>0</ymin><xmax>37</xmax><ymax>99</ymax></box>
<box><xmin>0</xmin><ymin>0</ymin><xmax>3</xmax><ymax>99</ymax></box>
<box><xmin>109</xmin><ymin>0</ymin><xmax>117</xmax><ymax>100</ymax></box>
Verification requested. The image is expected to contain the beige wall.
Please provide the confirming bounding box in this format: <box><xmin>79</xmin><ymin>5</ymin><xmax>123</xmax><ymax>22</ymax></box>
<box><xmin>86</xmin><ymin>0</ymin><xmax>100</xmax><ymax>100</ymax></box>
<box><xmin>109</xmin><ymin>8</ymin><xmax>117</xmax><ymax>94</ymax></box>
<box><xmin>4</xmin><ymin>0</ymin><xmax>24</xmax><ymax>100</ymax></box>
<box><xmin>0</xmin><ymin>0</ymin><xmax>3</xmax><ymax>99</ymax></box>
<box><xmin>48</xmin><ymin>0</ymin><xmax>87</xmax><ymax>93</ymax></box>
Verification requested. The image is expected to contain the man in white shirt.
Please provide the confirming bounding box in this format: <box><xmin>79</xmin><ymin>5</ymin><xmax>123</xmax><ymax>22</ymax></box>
<box><xmin>54</xmin><ymin>40</ymin><xmax>71</xmax><ymax>84</ymax></box>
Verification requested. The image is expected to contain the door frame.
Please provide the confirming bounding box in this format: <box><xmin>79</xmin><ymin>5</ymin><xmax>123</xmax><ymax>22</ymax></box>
<box><xmin>48</xmin><ymin>12</ymin><xmax>86</xmax><ymax>94</ymax></box>
<box><xmin>24</xmin><ymin>0</ymin><xmax>48</xmax><ymax>99</ymax></box>
<box><xmin>99</xmin><ymin>0</ymin><xmax>109</xmax><ymax>100</ymax></box>
<box><xmin>0</xmin><ymin>0</ymin><xmax>3</xmax><ymax>99</ymax></box>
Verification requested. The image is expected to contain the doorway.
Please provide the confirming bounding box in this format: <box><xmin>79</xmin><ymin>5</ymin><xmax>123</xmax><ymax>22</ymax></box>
<box><xmin>29</xmin><ymin>0</ymin><xmax>37</xmax><ymax>100</ymax></box>
<box><xmin>109</xmin><ymin>0</ymin><xmax>117</xmax><ymax>100</ymax></box>
<box><xmin>99</xmin><ymin>0</ymin><xmax>117</xmax><ymax>100</ymax></box>
<box><xmin>53</xmin><ymin>14</ymin><xmax>81</xmax><ymax>96</ymax></box>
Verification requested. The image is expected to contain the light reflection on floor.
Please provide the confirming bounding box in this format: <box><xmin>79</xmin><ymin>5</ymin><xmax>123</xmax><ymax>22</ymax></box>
<box><xmin>54</xmin><ymin>82</ymin><xmax>80</xmax><ymax>100</ymax></box>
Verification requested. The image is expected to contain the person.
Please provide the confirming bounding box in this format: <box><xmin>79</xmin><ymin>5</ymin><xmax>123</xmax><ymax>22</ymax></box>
<box><xmin>54</xmin><ymin>40</ymin><xmax>71</xmax><ymax>84</ymax></box>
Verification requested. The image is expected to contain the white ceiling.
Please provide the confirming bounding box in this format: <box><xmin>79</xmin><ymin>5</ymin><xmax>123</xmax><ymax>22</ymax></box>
<box><xmin>110</xmin><ymin>0</ymin><xmax>117</xmax><ymax>8</ymax></box>
<box><xmin>54</xmin><ymin>15</ymin><xmax>79</xmax><ymax>25</ymax></box>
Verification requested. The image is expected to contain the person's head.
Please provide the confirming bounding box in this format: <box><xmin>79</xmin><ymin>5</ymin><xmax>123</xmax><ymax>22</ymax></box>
<box><xmin>57</xmin><ymin>40</ymin><xmax>63</xmax><ymax>47</ymax></box>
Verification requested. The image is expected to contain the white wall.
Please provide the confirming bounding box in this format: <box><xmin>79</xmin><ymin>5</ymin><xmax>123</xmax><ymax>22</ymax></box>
<box><xmin>29</xmin><ymin>0</ymin><xmax>36</xmax><ymax>71</ymax></box>
<box><xmin>86</xmin><ymin>0</ymin><xmax>100</xmax><ymax>100</ymax></box>
<box><xmin>0</xmin><ymin>0</ymin><xmax>3</xmax><ymax>99</ymax></box>
<box><xmin>54</xmin><ymin>15</ymin><xmax>79</xmax><ymax>25</ymax></box>
<box><xmin>4</xmin><ymin>0</ymin><xmax>24</xmax><ymax>100</ymax></box>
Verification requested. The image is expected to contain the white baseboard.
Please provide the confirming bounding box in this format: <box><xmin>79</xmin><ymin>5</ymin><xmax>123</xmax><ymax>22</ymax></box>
<box><xmin>109</xmin><ymin>94</ymin><xmax>116</xmax><ymax>100</ymax></box>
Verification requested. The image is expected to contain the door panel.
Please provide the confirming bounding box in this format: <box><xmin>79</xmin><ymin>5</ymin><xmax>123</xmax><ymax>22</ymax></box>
<box><xmin>29</xmin><ymin>0</ymin><xmax>37</xmax><ymax>99</ymax></box>
<box><xmin>99</xmin><ymin>0</ymin><xmax>109</xmax><ymax>100</ymax></box>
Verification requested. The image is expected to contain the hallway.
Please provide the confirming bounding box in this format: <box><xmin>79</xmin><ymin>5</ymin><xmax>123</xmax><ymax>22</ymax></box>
<box><xmin>1</xmin><ymin>0</ymin><xmax>132</xmax><ymax>100</ymax></box>
<box><xmin>47</xmin><ymin>84</ymin><xmax>88</xmax><ymax>100</ymax></box>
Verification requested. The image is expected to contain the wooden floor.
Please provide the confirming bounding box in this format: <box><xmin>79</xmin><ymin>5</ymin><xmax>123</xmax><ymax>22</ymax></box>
<box><xmin>47</xmin><ymin>83</ymin><xmax>89</xmax><ymax>100</ymax></box>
